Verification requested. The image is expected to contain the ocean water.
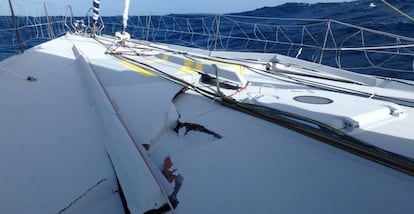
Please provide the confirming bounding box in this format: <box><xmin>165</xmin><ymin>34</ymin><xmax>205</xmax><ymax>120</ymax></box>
<box><xmin>239</xmin><ymin>0</ymin><xmax>414</xmax><ymax>37</ymax></box>
<box><xmin>1</xmin><ymin>0</ymin><xmax>414</xmax><ymax>79</ymax></box>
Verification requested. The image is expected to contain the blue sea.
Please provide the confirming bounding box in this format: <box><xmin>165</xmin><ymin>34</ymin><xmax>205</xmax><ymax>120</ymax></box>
<box><xmin>1</xmin><ymin>0</ymin><xmax>414</xmax><ymax>80</ymax></box>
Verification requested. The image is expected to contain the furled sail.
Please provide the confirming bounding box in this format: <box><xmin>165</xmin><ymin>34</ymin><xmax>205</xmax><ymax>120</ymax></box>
<box><xmin>93</xmin><ymin>0</ymin><xmax>100</xmax><ymax>24</ymax></box>
<box><xmin>122</xmin><ymin>0</ymin><xmax>131</xmax><ymax>33</ymax></box>
<box><xmin>115</xmin><ymin>0</ymin><xmax>131</xmax><ymax>41</ymax></box>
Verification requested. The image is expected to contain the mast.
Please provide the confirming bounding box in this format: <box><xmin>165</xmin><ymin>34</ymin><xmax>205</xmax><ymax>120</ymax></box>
<box><xmin>115</xmin><ymin>0</ymin><xmax>131</xmax><ymax>43</ymax></box>
<box><xmin>121</xmin><ymin>0</ymin><xmax>131</xmax><ymax>34</ymax></box>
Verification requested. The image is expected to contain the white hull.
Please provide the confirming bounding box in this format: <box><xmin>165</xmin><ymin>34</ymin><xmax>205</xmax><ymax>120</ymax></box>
<box><xmin>1</xmin><ymin>33</ymin><xmax>414</xmax><ymax>213</ymax></box>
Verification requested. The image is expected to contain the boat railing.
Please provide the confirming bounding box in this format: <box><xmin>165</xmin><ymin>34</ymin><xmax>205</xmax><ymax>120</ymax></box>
<box><xmin>0</xmin><ymin>1</ymin><xmax>110</xmax><ymax>62</ymax></box>
<box><xmin>1</xmin><ymin>2</ymin><xmax>414</xmax><ymax>80</ymax></box>
<box><xmin>0</xmin><ymin>1</ymin><xmax>69</xmax><ymax>60</ymax></box>
<box><xmin>102</xmin><ymin>14</ymin><xmax>414</xmax><ymax>80</ymax></box>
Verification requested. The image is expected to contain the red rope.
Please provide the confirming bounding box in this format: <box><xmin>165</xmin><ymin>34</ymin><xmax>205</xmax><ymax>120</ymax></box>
<box><xmin>228</xmin><ymin>81</ymin><xmax>250</xmax><ymax>97</ymax></box>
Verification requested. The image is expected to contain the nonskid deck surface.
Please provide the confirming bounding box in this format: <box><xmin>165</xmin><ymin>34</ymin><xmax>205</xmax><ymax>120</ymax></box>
<box><xmin>1</xmin><ymin>34</ymin><xmax>414</xmax><ymax>213</ymax></box>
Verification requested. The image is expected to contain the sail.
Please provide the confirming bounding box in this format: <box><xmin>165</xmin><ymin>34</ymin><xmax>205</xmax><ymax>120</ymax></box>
<box><xmin>93</xmin><ymin>0</ymin><xmax>100</xmax><ymax>23</ymax></box>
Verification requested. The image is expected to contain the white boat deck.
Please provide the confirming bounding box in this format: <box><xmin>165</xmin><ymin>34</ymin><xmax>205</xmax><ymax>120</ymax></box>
<box><xmin>1</xmin><ymin>34</ymin><xmax>414</xmax><ymax>213</ymax></box>
<box><xmin>109</xmin><ymin>38</ymin><xmax>414</xmax><ymax>159</ymax></box>
<box><xmin>0</xmin><ymin>36</ymin><xmax>124</xmax><ymax>213</ymax></box>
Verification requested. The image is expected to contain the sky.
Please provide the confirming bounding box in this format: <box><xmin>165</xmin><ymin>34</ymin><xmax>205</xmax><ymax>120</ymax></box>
<box><xmin>2</xmin><ymin>0</ymin><xmax>351</xmax><ymax>16</ymax></box>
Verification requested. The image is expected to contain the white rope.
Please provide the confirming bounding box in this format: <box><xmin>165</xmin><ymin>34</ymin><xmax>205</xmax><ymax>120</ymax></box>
<box><xmin>336</xmin><ymin>43</ymin><xmax>414</xmax><ymax>51</ymax></box>
<box><xmin>0</xmin><ymin>66</ymin><xmax>27</xmax><ymax>79</ymax></box>
<box><xmin>37</xmin><ymin>57</ymin><xmax>79</xmax><ymax>78</ymax></box>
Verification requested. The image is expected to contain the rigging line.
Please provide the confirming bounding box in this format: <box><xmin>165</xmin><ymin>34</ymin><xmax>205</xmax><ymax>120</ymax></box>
<box><xmin>164</xmin><ymin>49</ymin><xmax>395</xmax><ymax>101</ymax></box>
<box><xmin>43</xmin><ymin>2</ymin><xmax>55</xmax><ymax>39</ymax></box>
<box><xmin>247</xmin><ymin>66</ymin><xmax>414</xmax><ymax>107</ymax></box>
<box><xmin>110</xmin><ymin>52</ymin><xmax>414</xmax><ymax>176</ymax></box>
<box><xmin>129</xmin><ymin>39</ymin><xmax>414</xmax><ymax>104</ymax></box>
<box><xmin>36</xmin><ymin>57</ymin><xmax>80</xmax><ymax>79</ymax></box>
<box><xmin>102</xmin><ymin>36</ymin><xmax>413</xmax><ymax>175</ymax></box>
<box><xmin>8</xmin><ymin>0</ymin><xmax>24</xmax><ymax>53</ymax></box>
<box><xmin>332</xmin><ymin>43</ymin><xmax>414</xmax><ymax>51</ymax></box>
<box><xmin>377</xmin><ymin>77</ymin><xmax>414</xmax><ymax>87</ymax></box>
<box><xmin>172</xmin><ymin>51</ymin><xmax>414</xmax><ymax>103</ymax></box>
<box><xmin>381</xmin><ymin>0</ymin><xmax>414</xmax><ymax>23</ymax></box>
<box><xmin>270</xmin><ymin>69</ymin><xmax>360</xmax><ymax>84</ymax></box>
<box><xmin>0</xmin><ymin>66</ymin><xmax>27</xmax><ymax>79</ymax></box>
<box><xmin>111</xmin><ymin>49</ymin><xmax>358</xmax><ymax>130</ymax></box>
<box><xmin>100</xmin><ymin>36</ymin><xmax>413</xmax><ymax>106</ymax></box>
<box><xmin>179</xmin><ymin>51</ymin><xmax>366</xmax><ymax>86</ymax></box>
<box><xmin>217</xmin><ymin>96</ymin><xmax>414</xmax><ymax>176</ymax></box>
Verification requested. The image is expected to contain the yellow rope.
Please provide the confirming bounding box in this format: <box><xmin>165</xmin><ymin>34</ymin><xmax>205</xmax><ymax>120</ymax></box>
<box><xmin>381</xmin><ymin>0</ymin><xmax>414</xmax><ymax>22</ymax></box>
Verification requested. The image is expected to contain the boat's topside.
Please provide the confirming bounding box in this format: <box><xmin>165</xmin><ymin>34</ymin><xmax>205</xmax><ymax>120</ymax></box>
<box><xmin>0</xmin><ymin>35</ymin><xmax>124</xmax><ymax>214</ymax></box>
<box><xmin>98</xmin><ymin>34</ymin><xmax>414</xmax><ymax>158</ymax></box>
<box><xmin>1</xmin><ymin>34</ymin><xmax>414</xmax><ymax>213</ymax></box>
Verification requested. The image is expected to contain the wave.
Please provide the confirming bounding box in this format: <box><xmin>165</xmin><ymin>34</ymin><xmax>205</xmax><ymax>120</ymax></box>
<box><xmin>235</xmin><ymin>0</ymin><xmax>414</xmax><ymax>37</ymax></box>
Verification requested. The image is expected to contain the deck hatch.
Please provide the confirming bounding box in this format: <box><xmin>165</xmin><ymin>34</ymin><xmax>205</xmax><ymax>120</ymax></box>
<box><xmin>293</xmin><ymin>95</ymin><xmax>333</xmax><ymax>104</ymax></box>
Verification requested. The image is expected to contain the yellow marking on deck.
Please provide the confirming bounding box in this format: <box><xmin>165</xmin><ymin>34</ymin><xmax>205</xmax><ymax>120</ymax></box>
<box><xmin>145</xmin><ymin>52</ymin><xmax>244</xmax><ymax>76</ymax></box>
<box><xmin>162</xmin><ymin>54</ymin><xmax>169</xmax><ymax>61</ymax></box>
<box><xmin>195</xmin><ymin>61</ymin><xmax>203</xmax><ymax>71</ymax></box>
<box><xmin>146</xmin><ymin>59</ymin><xmax>165</xmax><ymax>64</ymax></box>
<box><xmin>238</xmin><ymin>65</ymin><xmax>245</xmax><ymax>75</ymax></box>
<box><xmin>118</xmin><ymin>61</ymin><xmax>156</xmax><ymax>76</ymax></box>
<box><xmin>145</xmin><ymin>54</ymin><xmax>170</xmax><ymax>64</ymax></box>
<box><xmin>203</xmin><ymin>58</ymin><xmax>245</xmax><ymax>76</ymax></box>
<box><xmin>178</xmin><ymin>59</ymin><xmax>197</xmax><ymax>74</ymax></box>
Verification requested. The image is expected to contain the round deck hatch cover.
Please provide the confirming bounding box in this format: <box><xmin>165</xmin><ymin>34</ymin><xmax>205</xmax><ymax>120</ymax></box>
<box><xmin>293</xmin><ymin>95</ymin><xmax>333</xmax><ymax>104</ymax></box>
